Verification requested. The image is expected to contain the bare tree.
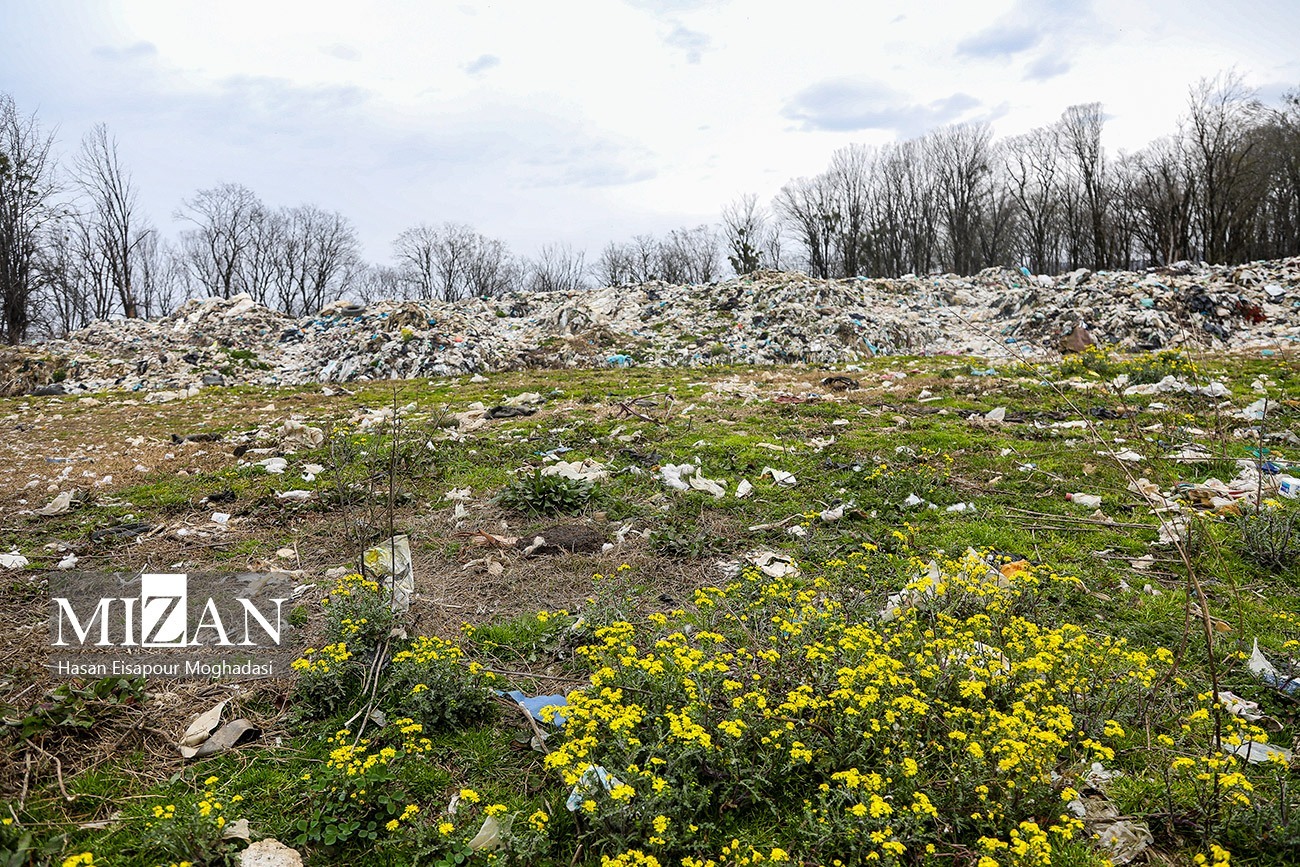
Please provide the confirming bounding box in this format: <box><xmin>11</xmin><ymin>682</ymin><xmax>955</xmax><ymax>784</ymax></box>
<box><xmin>1120</xmin><ymin>136</ymin><xmax>1195</xmax><ymax>265</ymax></box>
<box><xmin>1003</xmin><ymin>125</ymin><xmax>1064</xmax><ymax>272</ymax></box>
<box><xmin>73</xmin><ymin>124</ymin><xmax>149</xmax><ymax>318</ymax></box>
<box><xmin>927</xmin><ymin>123</ymin><xmax>993</xmax><ymax>274</ymax></box>
<box><xmin>393</xmin><ymin>222</ymin><xmax>516</xmax><ymax>301</ymax></box>
<box><xmin>721</xmin><ymin>194</ymin><xmax>769</xmax><ymax>275</ymax></box>
<box><xmin>176</xmin><ymin>183</ymin><xmax>265</xmax><ymax>299</ymax></box>
<box><xmin>351</xmin><ymin>263</ymin><xmax>406</xmax><ymax>304</ymax></box>
<box><xmin>595</xmin><ymin>241</ymin><xmax>636</xmax><ymax>285</ymax></box>
<box><xmin>392</xmin><ymin>223</ymin><xmax>439</xmax><ymax>300</ymax></box>
<box><xmin>826</xmin><ymin>144</ymin><xmax>875</xmax><ymax>276</ymax></box>
<box><xmin>269</xmin><ymin>205</ymin><xmax>361</xmax><ymax>314</ymax></box>
<box><xmin>1258</xmin><ymin>88</ymin><xmax>1300</xmax><ymax>257</ymax></box>
<box><xmin>463</xmin><ymin>235</ymin><xmax>517</xmax><ymax>298</ymax></box>
<box><xmin>527</xmin><ymin>243</ymin><xmax>587</xmax><ymax>293</ymax></box>
<box><xmin>1058</xmin><ymin>103</ymin><xmax>1112</xmax><ymax>268</ymax></box>
<box><xmin>134</xmin><ymin>231</ymin><xmax>188</xmax><ymax>317</ymax></box>
<box><xmin>659</xmin><ymin>225</ymin><xmax>721</xmax><ymax>284</ymax></box>
<box><xmin>1184</xmin><ymin>72</ymin><xmax>1267</xmax><ymax>263</ymax></box>
<box><xmin>775</xmin><ymin>173</ymin><xmax>838</xmax><ymax>278</ymax></box>
<box><xmin>629</xmin><ymin>234</ymin><xmax>661</xmax><ymax>283</ymax></box>
<box><xmin>0</xmin><ymin>94</ymin><xmax>59</xmax><ymax>343</ymax></box>
<box><xmin>977</xmin><ymin>147</ymin><xmax>1021</xmax><ymax>268</ymax></box>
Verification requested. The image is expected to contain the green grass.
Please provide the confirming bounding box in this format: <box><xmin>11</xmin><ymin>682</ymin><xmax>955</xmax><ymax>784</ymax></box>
<box><xmin>3</xmin><ymin>350</ymin><xmax>1299</xmax><ymax>865</ymax></box>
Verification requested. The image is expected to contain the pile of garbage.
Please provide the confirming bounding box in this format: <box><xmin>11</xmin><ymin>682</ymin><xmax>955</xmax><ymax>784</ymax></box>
<box><xmin>6</xmin><ymin>257</ymin><xmax>1299</xmax><ymax>394</ymax></box>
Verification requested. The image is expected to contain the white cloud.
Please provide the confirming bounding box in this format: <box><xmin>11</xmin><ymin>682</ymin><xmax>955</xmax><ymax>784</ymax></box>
<box><xmin>0</xmin><ymin>0</ymin><xmax>1295</xmax><ymax>262</ymax></box>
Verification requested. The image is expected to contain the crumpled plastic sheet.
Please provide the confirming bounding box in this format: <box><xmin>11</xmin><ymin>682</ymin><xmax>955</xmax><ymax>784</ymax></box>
<box><xmin>362</xmin><ymin>535</ymin><xmax>415</xmax><ymax>614</ymax></box>
<box><xmin>565</xmin><ymin>764</ymin><xmax>623</xmax><ymax>812</ymax></box>
<box><xmin>504</xmin><ymin>690</ymin><xmax>567</xmax><ymax>726</ymax></box>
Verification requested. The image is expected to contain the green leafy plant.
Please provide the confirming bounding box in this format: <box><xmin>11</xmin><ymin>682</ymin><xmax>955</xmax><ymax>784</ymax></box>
<box><xmin>384</xmin><ymin>636</ymin><xmax>498</xmax><ymax>733</ymax></box>
<box><xmin>138</xmin><ymin>775</ymin><xmax>241</xmax><ymax>867</ymax></box>
<box><xmin>649</xmin><ymin>526</ymin><xmax>727</xmax><ymax>559</ymax></box>
<box><xmin>2</xmin><ymin>676</ymin><xmax>146</xmax><ymax>741</ymax></box>
<box><xmin>292</xmin><ymin>722</ymin><xmax>430</xmax><ymax>847</ymax></box>
<box><xmin>291</xmin><ymin>572</ymin><xmax>394</xmax><ymax>720</ymax></box>
<box><xmin>1235</xmin><ymin>499</ymin><xmax>1300</xmax><ymax>570</ymax></box>
<box><xmin>0</xmin><ymin>810</ymin><xmax>64</xmax><ymax>867</ymax></box>
<box><xmin>497</xmin><ymin>469</ymin><xmax>593</xmax><ymax>516</ymax></box>
<box><xmin>541</xmin><ymin>553</ymin><xmax>1173</xmax><ymax>865</ymax></box>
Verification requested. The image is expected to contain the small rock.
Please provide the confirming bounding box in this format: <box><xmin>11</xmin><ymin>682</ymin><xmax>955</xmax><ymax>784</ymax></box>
<box><xmin>239</xmin><ymin>839</ymin><xmax>303</xmax><ymax>867</ymax></box>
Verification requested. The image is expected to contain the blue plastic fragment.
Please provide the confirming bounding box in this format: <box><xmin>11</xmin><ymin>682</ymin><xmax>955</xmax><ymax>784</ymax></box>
<box><xmin>505</xmin><ymin>690</ymin><xmax>567</xmax><ymax>726</ymax></box>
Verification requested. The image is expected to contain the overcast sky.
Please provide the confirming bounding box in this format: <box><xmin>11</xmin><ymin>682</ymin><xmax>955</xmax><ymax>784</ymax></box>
<box><xmin>3</xmin><ymin>0</ymin><xmax>1298</xmax><ymax>262</ymax></box>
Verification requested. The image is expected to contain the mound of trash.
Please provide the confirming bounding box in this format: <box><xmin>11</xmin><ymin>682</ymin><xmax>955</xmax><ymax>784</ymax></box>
<box><xmin>5</xmin><ymin>258</ymin><xmax>1299</xmax><ymax>395</ymax></box>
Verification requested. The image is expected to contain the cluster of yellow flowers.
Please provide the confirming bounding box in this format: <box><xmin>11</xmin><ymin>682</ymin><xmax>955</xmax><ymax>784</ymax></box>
<box><xmin>323</xmin><ymin>572</ymin><xmax>381</xmax><ymax>602</ymax></box>
<box><xmin>385</xmin><ymin>803</ymin><xmax>421</xmax><ymax>832</ymax></box>
<box><xmin>545</xmin><ymin>553</ymin><xmax>1170</xmax><ymax>864</ymax></box>
<box><xmin>392</xmin><ymin>634</ymin><xmax>464</xmax><ymax>665</ymax></box>
<box><xmin>290</xmin><ymin>641</ymin><xmax>351</xmax><ymax>674</ymax></box>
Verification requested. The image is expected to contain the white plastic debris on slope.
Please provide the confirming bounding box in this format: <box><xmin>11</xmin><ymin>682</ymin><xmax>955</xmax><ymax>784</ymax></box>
<box><xmin>1128</xmin><ymin>477</ymin><xmax>1178</xmax><ymax>511</ymax></box>
<box><xmin>1241</xmin><ymin>397</ymin><xmax>1270</xmax><ymax>420</ymax></box>
<box><xmin>1225</xmin><ymin>740</ymin><xmax>1293</xmax><ymax>765</ymax></box>
<box><xmin>362</xmin><ymin>535</ymin><xmax>415</xmax><ymax>614</ymax></box>
<box><xmin>761</xmin><ymin>466</ymin><xmax>797</xmax><ymax>487</ymax></box>
<box><xmin>881</xmin><ymin>550</ymin><xmax>1011</xmax><ymax>621</ymax></box>
<box><xmin>1156</xmin><ymin>516</ymin><xmax>1190</xmax><ymax>544</ymax></box>
<box><xmin>880</xmin><ymin>560</ymin><xmax>943</xmax><ymax>622</ymax></box>
<box><xmin>819</xmin><ymin>503</ymin><xmax>850</xmax><ymax>522</ymax></box>
<box><xmin>257</xmin><ymin>457</ymin><xmax>289</xmax><ymax>474</ymax></box>
<box><xmin>24</xmin><ymin>258</ymin><xmax>1300</xmax><ymax>395</ymax></box>
<box><xmin>735</xmin><ymin>479</ymin><xmax>754</xmax><ymax>498</ymax></box>
<box><xmin>1249</xmin><ymin>639</ymin><xmax>1300</xmax><ymax>696</ymax></box>
<box><xmin>0</xmin><ymin>551</ymin><xmax>29</xmax><ymax>570</ymax></box>
<box><xmin>36</xmin><ymin>490</ymin><xmax>75</xmax><ymax>516</ymax></box>
<box><xmin>717</xmin><ymin>551</ymin><xmax>800</xmax><ymax>580</ymax></box>
<box><xmin>542</xmin><ymin>459</ymin><xmax>609</xmax><ymax>484</ymax></box>
<box><xmin>658</xmin><ymin>463</ymin><xmax>726</xmax><ymax>498</ymax></box>
<box><xmin>1092</xmin><ymin>817</ymin><xmax>1154</xmax><ymax>865</ymax></box>
<box><xmin>1218</xmin><ymin>691</ymin><xmax>1277</xmax><ymax>727</ymax></box>
<box><xmin>501</xmin><ymin>392</ymin><xmax>542</xmax><ymax>407</ymax></box>
<box><xmin>279</xmin><ymin>418</ymin><xmax>324</xmax><ymax>449</ymax></box>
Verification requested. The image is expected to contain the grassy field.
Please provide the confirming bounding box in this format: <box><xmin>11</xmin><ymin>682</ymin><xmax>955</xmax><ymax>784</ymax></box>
<box><xmin>1</xmin><ymin>349</ymin><xmax>1298</xmax><ymax>867</ymax></box>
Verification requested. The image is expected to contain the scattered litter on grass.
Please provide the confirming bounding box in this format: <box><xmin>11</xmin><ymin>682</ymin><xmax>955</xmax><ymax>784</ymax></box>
<box><xmin>1225</xmin><ymin>740</ymin><xmax>1293</xmax><ymax>765</ymax></box>
<box><xmin>257</xmin><ymin>457</ymin><xmax>288</xmax><ymax>474</ymax></box>
<box><xmin>659</xmin><ymin>463</ymin><xmax>726</xmax><ymax>498</ymax></box>
<box><xmin>1249</xmin><ymin>639</ymin><xmax>1300</xmax><ymax>696</ymax></box>
<box><xmin>35</xmin><ymin>490</ymin><xmax>75</xmax><ymax>516</ymax></box>
<box><xmin>1067</xmin><ymin>492</ymin><xmax>1102</xmax><ymax>509</ymax></box>
<box><xmin>761</xmin><ymin>466</ymin><xmax>797</xmax><ymax>487</ymax></box>
<box><xmin>542</xmin><ymin>459</ymin><xmax>609</xmax><ymax>484</ymax></box>
<box><xmin>565</xmin><ymin>765</ymin><xmax>623</xmax><ymax>812</ymax></box>
<box><xmin>503</xmin><ymin>690</ymin><xmax>567</xmax><ymax>726</ymax></box>
<box><xmin>179</xmin><ymin>700</ymin><xmax>228</xmax><ymax>759</ymax></box>
<box><xmin>189</xmin><ymin>718</ymin><xmax>259</xmax><ymax>760</ymax></box>
<box><xmin>363</xmin><ymin>535</ymin><xmax>415</xmax><ymax>614</ymax></box>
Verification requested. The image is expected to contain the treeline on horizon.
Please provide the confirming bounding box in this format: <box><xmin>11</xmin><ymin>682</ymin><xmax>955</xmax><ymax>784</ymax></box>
<box><xmin>1</xmin><ymin>70</ymin><xmax>1298</xmax><ymax>344</ymax></box>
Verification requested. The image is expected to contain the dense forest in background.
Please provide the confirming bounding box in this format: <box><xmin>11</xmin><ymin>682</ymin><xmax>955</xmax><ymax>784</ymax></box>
<box><xmin>1</xmin><ymin>71</ymin><xmax>1299</xmax><ymax>343</ymax></box>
